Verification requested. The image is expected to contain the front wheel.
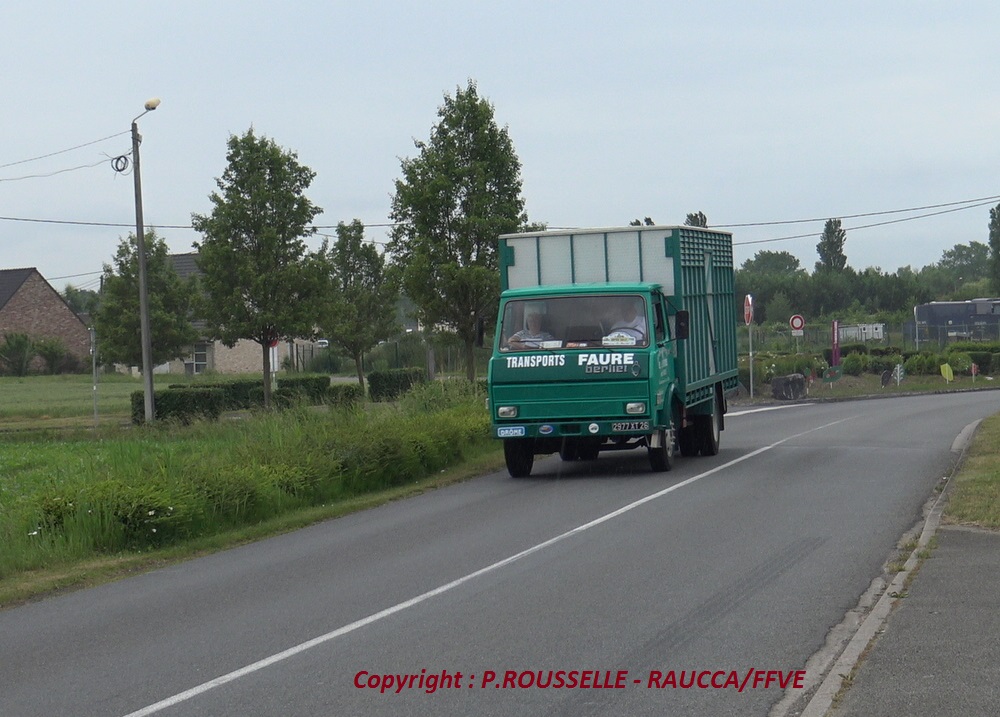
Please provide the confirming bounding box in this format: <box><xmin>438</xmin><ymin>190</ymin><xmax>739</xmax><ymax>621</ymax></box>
<box><xmin>647</xmin><ymin>429</ymin><xmax>674</xmax><ymax>472</ymax></box>
<box><xmin>504</xmin><ymin>439</ymin><xmax>535</xmax><ymax>478</ymax></box>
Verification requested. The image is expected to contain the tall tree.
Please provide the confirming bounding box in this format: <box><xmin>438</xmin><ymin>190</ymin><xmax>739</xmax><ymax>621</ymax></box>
<box><xmin>93</xmin><ymin>231</ymin><xmax>199</xmax><ymax>368</ymax></box>
<box><xmin>319</xmin><ymin>220</ymin><xmax>399</xmax><ymax>391</ymax></box>
<box><xmin>191</xmin><ymin>129</ymin><xmax>326</xmax><ymax>408</ymax></box>
<box><xmin>815</xmin><ymin>218</ymin><xmax>848</xmax><ymax>273</ymax></box>
<box><xmin>684</xmin><ymin>211</ymin><xmax>708</xmax><ymax>227</ymax></box>
<box><xmin>989</xmin><ymin>203</ymin><xmax>1000</xmax><ymax>294</ymax></box>
<box><xmin>389</xmin><ymin>80</ymin><xmax>527</xmax><ymax>381</ymax></box>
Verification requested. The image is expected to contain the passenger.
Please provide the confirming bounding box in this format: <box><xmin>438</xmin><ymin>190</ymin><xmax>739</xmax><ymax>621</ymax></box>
<box><xmin>508</xmin><ymin>311</ymin><xmax>555</xmax><ymax>350</ymax></box>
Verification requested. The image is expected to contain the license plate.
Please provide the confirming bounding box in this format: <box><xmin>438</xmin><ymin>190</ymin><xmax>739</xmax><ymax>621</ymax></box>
<box><xmin>612</xmin><ymin>421</ymin><xmax>649</xmax><ymax>432</ymax></box>
<box><xmin>497</xmin><ymin>426</ymin><xmax>526</xmax><ymax>438</ymax></box>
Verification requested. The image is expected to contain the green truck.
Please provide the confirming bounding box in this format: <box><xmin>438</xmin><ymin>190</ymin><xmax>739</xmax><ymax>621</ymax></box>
<box><xmin>487</xmin><ymin>225</ymin><xmax>739</xmax><ymax>477</ymax></box>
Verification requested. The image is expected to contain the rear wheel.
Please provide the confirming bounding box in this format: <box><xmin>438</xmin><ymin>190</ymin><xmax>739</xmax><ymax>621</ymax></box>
<box><xmin>559</xmin><ymin>440</ymin><xmax>579</xmax><ymax>462</ymax></box>
<box><xmin>504</xmin><ymin>439</ymin><xmax>535</xmax><ymax>478</ymax></box>
<box><xmin>578</xmin><ymin>441</ymin><xmax>601</xmax><ymax>461</ymax></box>
<box><xmin>696</xmin><ymin>394</ymin><xmax>722</xmax><ymax>456</ymax></box>
<box><xmin>648</xmin><ymin>429</ymin><xmax>674</xmax><ymax>472</ymax></box>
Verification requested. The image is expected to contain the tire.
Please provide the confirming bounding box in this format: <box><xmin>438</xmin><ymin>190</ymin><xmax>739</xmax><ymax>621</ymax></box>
<box><xmin>696</xmin><ymin>394</ymin><xmax>722</xmax><ymax>456</ymax></box>
<box><xmin>504</xmin><ymin>439</ymin><xmax>535</xmax><ymax>478</ymax></box>
<box><xmin>559</xmin><ymin>440</ymin><xmax>578</xmax><ymax>462</ymax></box>
<box><xmin>578</xmin><ymin>441</ymin><xmax>601</xmax><ymax>461</ymax></box>
<box><xmin>678</xmin><ymin>426</ymin><xmax>699</xmax><ymax>457</ymax></box>
<box><xmin>648</xmin><ymin>429</ymin><xmax>674</xmax><ymax>472</ymax></box>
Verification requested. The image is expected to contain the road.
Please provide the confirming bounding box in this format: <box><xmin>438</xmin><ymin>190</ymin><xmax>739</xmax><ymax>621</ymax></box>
<box><xmin>1</xmin><ymin>392</ymin><xmax>997</xmax><ymax>716</ymax></box>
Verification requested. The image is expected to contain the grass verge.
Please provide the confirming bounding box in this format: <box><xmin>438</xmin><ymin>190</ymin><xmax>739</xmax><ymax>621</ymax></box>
<box><xmin>0</xmin><ymin>441</ymin><xmax>505</xmax><ymax>609</ymax></box>
<box><xmin>943</xmin><ymin>413</ymin><xmax>1000</xmax><ymax>529</ymax></box>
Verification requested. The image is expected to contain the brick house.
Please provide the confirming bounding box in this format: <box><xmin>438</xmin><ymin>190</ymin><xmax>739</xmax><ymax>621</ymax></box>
<box><xmin>0</xmin><ymin>267</ymin><xmax>91</xmax><ymax>366</ymax></box>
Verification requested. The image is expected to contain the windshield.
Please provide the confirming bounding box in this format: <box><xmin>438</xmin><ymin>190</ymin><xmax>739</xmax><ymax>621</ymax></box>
<box><xmin>499</xmin><ymin>295</ymin><xmax>649</xmax><ymax>351</ymax></box>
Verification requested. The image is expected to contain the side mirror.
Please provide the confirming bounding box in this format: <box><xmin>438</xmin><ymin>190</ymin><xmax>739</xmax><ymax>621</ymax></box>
<box><xmin>475</xmin><ymin>318</ymin><xmax>485</xmax><ymax>348</ymax></box>
<box><xmin>674</xmin><ymin>310</ymin><xmax>690</xmax><ymax>340</ymax></box>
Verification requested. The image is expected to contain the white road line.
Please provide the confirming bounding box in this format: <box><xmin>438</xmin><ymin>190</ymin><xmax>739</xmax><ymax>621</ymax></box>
<box><xmin>728</xmin><ymin>404</ymin><xmax>811</xmax><ymax>417</ymax></box>
<box><xmin>122</xmin><ymin>416</ymin><xmax>851</xmax><ymax>717</ymax></box>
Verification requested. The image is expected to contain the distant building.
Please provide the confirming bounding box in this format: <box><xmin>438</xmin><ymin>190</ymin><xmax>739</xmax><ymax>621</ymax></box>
<box><xmin>914</xmin><ymin>299</ymin><xmax>1000</xmax><ymax>348</ymax></box>
<box><xmin>0</xmin><ymin>267</ymin><xmax>91</xmax><ymax>368</ymax></box>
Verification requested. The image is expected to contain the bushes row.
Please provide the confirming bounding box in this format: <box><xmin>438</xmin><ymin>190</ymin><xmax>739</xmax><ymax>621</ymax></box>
<box><xmin>136</xmin><ymin>376</ymin><xmax>365</xmax><ymax>423</ymax></box>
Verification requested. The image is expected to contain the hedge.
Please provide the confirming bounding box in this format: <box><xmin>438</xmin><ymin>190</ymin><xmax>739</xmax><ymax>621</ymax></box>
<box><xmin>131</xmin><ymin>388</ymin><xmax>225</xmax><ymax>425</ymax></box>
<box><xmin>368</xmin><ymin>368</ymin><xmax>426</xmax><ymax>401</ymax></box>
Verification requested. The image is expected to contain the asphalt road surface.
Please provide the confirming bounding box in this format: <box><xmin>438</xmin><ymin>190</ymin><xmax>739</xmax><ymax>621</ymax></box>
<box><xmin>2</xmin><ymin>391</ymin><xmax>998</xmax><ymax>717</ymax></box>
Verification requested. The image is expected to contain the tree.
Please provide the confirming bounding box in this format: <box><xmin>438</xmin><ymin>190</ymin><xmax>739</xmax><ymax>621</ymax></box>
<box><xmin>989</xmin><ymin>203</ymin><xmax>1000</xmax><ymax>294</ymax></box>
<box><xmin>389</xmin><ymin>81</ymin><xmax>527</xmax><ymax>381</ymax></box>
<box><xmin>191</xmin><ymin>129</ymin><xmax>326</xmax><ymax>408</ymax></box>
<box><xmin>62</xmin><ymin>284</ymin><xmax>99</xmax><ymax>316</ymax></box>
<box><xmin>685</xmin><ymin>211</ymin><xmax>708</xmax><ymax>227</ymax></box>
<box><xmin>815</xmin><ymin>219</ymin><xmax>848</xmax><ymax>273</ymax></box>
<box><xmin>93</xmin><ymin>231</ymin><xmax>199</xmax><ymax>368</ymax></box>
<box><xmin>740</xmin><ymin>250</ymin><xmax>806</xmax><ymax>276</ymax></box>
<box><xmin>937</xmin><ymin>241</ymin><xmax>989</xmax><ymax>284</ymax></box>
<box><xmin>318</xmin><ymin>220</ymin><xmax>399</xmax><ymax>391</ymax></box>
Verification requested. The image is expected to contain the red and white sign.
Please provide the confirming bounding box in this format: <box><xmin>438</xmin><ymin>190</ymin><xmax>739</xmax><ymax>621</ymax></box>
<box><xmin>789</xmin><ymin>314</ymin><xmax>805</xmax><ymax>331</ymax></box>
<box><xmin>744</xmin><ymin>294</ymin><xmax>754</xmax><ymax>326</ymax></box>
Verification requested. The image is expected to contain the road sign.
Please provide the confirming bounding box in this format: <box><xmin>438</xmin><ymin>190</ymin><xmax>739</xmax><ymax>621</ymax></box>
<box><xmin>789</xmin><ymin>314</ymin><xmax>805</xmax><ymax>331</ymax></box>
<box><xmin>822</xmin><ymin>365</ymin><xmax>843</xmax><ymax>383</ymax></box>
<box><xmin>744</xmin><ymin>294</ymin><xmax>753</xmax><ymax>326</ymax></box>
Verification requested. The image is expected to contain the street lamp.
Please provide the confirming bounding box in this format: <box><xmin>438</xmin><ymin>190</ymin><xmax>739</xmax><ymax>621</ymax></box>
<box><xmin>132</xmin><ymin>97</ymin><xmax>160</xmax><ymax>422</ymax></box>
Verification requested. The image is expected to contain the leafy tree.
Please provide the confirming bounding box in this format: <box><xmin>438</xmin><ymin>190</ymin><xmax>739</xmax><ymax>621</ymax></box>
<box><xmin>191</xmin><ymin>128</ymin><xmax>326</xmax><ymax>408</ymax></box>
<box><xmin>389</xmin><ymin>81</ymin><xmax>527</xmax><ymax>380</ymax></box>
<box><xmin>0</xmin><ymin>333</ymin><xmax>35</xmax><ymax>376</ymax></box>
<box><xmin>62</xmin><ymin>284</ymin><xmax>99</xmax><ymax>316</ymax></box>
<box><xmin>629</xmin><ymin>217</ymin><xmax>655</xmax><ymax>226</ymax></box>
<box><xmin>989</xmin><ymin>203</ymin><xmax>1000</xmax><ymax>294</ymax></box>
<box><xmin>319</xmin><ymin>220</ymin><xmax>399</xmax><ymax>391</ymax></box>
<box><xmin>740</xmin><ymin>250</ymin><xmax>806</xmax><ymax>276</ymax></box>
<box><xmin>765</xmin><ymin>291</ymin><xmax>794</xmax><ymax>325</ymax></box>
<box><xmin>685</xmin><ymin>211</ymin><xmax>708</xmax><ymax>227</ymax></box>
<box><xmin>937</xmin><ymin>241</ymin><xmax>989</xmax><ymax>284</ymax></box>
<box><xmin>815</xmin><ymin>218</ymin><xmax>848</xmax><ymax>273</ymax></box>
<box><xmin>93</xmin><ymin>231</ymin><xmax>199</xmax><ymax>368</ymax></box>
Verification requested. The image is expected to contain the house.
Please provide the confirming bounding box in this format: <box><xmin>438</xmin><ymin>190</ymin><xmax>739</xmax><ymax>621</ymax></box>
<box><xmin>161</xmin><ymin>253</ymin><xmax>323</xmax><ymax>375</ymax></box>
<box><xmin>0</xmin><ymin>267</ymin><xmax>91</xmax><ymax>367</ymax></box>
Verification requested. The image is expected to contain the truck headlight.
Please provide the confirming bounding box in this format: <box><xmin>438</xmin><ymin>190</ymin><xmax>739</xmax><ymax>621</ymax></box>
<box><xmin>626</xmin><ymin>402</ymin><xmax>646</xmax><ymax>414</ymax></box>
<box><xmin>498</xmin><ymin>406</ymin><xmax>518</xmax><ymax>418</ymax></box>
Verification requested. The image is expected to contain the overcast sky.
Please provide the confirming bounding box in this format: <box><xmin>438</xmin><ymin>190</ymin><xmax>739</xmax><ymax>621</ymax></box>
<box><xmin>3</xmin><ymin>1</ymin><xmax>999</xmax><ymax>294</ymax></box>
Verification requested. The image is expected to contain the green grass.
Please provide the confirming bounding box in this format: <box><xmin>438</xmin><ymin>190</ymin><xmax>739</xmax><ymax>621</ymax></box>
<box><xmin>0</xmin><ymin>378</ymin><xmax>495</xmax><ymax>605</ymax></box>
<box><xmin>944</xmin><ymin>414</ymin><xmax>1000</xmax><ymax>529</ymax></box>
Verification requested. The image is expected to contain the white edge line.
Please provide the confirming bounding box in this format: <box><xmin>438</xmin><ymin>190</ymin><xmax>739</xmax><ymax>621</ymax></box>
<box><xmin>123</xmin><ymin>416</ymin><xmax>852</xmax><ymax>717</ymax></box>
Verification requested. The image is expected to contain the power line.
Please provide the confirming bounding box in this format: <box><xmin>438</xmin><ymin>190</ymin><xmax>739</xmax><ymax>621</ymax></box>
<box><xmin>0</xmin><ymin>130</ymin><xmax>130</xmax><ymax>170</ymax></box>
<box><xmin>732</xmin><ymin>199</ymin><xmax>1000</xmax><ymax>247</ymax></box>
<box><xmin>0</xmin><ymin>157</ymin><xmax>113</xmax><ymax>183</ymax></box>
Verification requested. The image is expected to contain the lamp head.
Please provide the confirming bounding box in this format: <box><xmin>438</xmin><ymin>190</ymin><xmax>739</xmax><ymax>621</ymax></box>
<box><xmin>144</xmin><ymin>98</ymin><xmax>161</xmax><ymax>111</ymax></box>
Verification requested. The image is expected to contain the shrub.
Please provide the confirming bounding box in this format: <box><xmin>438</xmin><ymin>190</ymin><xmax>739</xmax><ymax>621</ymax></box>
<box><xmin>131</xmin><ymin>388</ymin><xmax>225</xmax><ymax>425</ymax></box>
<box><xmin>841</xmin><ymin>352</ymin><xmax>867</xmax><ymax>376</ymax></box>
<box><xmin>0</xmin><ymin>333</ymin><xmax>36</xmax><ymax>376</ymax></box>
<box><xmin>278</xmin><ymin>375</ymin><xmax>330</xmax><ymax>403</ymax></box>
<box><xmin>368</xmin><ymin>367</ymin><xmax>426</xmax><ymax>401</ymax></box>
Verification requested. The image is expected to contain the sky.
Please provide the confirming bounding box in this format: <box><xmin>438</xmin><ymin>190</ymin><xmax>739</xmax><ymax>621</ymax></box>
<box><xmin>3</xmin><ymin>1</ymin><xmax>999</xmax><ymax>295</ymax></box>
